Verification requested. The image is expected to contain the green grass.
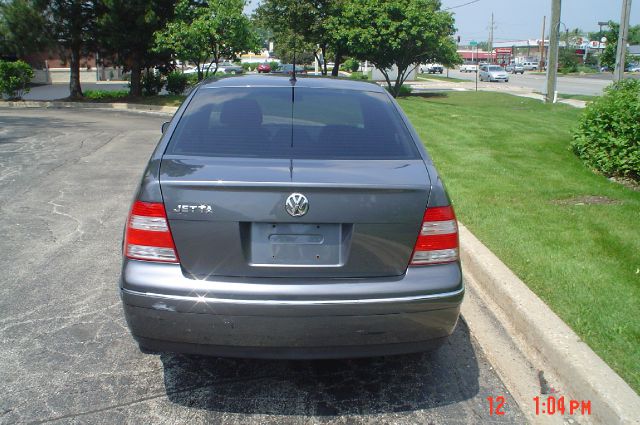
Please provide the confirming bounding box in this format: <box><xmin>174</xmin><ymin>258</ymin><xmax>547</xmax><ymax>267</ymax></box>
<box><xmin>349</xmin><ymin>71</ymin><xmax>372</xmax><ymax>80</ymax></box>
<box><xmin>76</xmin><ymin>91</ymin><xmax>186</xmax><ymax>107</ymax></box>
<box><xmin>417</xmin><ymin>73</ymin><xmax>468</xmax><ymax>83</ymax></box>
<box><xmin>557</xmin><ymin>93</ymin><xmax>599</xmax><ymax>102</ymax></box>
<box><xmin>83</xmin><ymin>89</ymin><xmax>129</xmax><ymax>100</ymax></box>
<box><xmin>398</xmin><ymin>92</ymin><xmax>640</xmax><ymax>392</ymax></box>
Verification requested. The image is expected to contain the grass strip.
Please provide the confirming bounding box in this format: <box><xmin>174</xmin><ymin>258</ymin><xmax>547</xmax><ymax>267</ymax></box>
<box><xmin>398</xmin><ymin>92</ymin><xmax>640</xmax><ymax>392</ymax></box>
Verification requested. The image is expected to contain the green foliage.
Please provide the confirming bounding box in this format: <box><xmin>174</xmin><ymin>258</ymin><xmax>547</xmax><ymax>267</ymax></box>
<box><xmin>42</xmin><ymin>0</ymin><xmax>99</xmax><ymax>97</ymax></box>
<box><xmin>165</xmin><ymin>71</ymin><xmax>189</xmax><ymax>95</ymax></box>
<box><xmin>387</xmin><ymin>84</ymin><xmax>412</xmax><ymax>96</ymax></box>
<box><xmin>269</xmin><ymin>61</ymin><xmax>280</xmax><ymax>70</ymax></box>
<box><xmin>572</xmin><ymin>79</ymin><xmax>640</xmax><ymax>181</ymax></box>
<box><xmin>255</xmin><ymin>0</ymin><xmax>342</xmax><ymax>75</ymax></box>
<box><xmin>599</xmin><ymin>21</ymin><xmax>619</xmax><ymax>70</ymax></box>
<box><xmin>154</xmin><ymin>0</ymin><xmax>260</xmax><ymax>81</ymax></box>
<box><xmin>343</xmin><ymin>58</ymin><xmax>359</xmax><ymax>72</ymax></box>
<box><xmin>349</xmin><ymin>71</ymin><xmax>369</xmax><ymax>80</ymax></box>
<box><xmin>141</xmin><ymin>70</ymin><xmax>164</xmax><ymax>96</ymax></box>
<box><xmin>596</xmin><ymin>21</ymin><xmax>634</xmax><ymax>71</ymax></box>
<box><xmin>328</xmin><ymin>0</ymin><xmax>460</xmax><ymax>97</ymax></box>
<box><xmin>83</xmin><ymin>89</ymin><xmax>129</xmax><ymax>100</ymax></box>
<box><xmin>559</xmin><ymin>48</ymin><xmax>579</xmax><ymax>73</ymax></box>
<box><xmin>0</xmin><ymin>60</ymin><xmax>34</xmax><ymax>100</ymax></box>
<box><xmin>0</xmin><ymin>0</ymin><xmax>50</xmax><ymax>58</ymax></box>
<box><xmin>474</xmin><ymin>41</ymin><xmax>489</xmax><ymax>51</ymax></box>
<box><xmin>185</xmin><ymin>73</ymin><xmax>199</xmax><ymax>87</ymax></box>
<box><xmin>241</xmin><ymin>62</ymin><xmax>258</xmax><ymax>72</ymax></box>
<box><xmin>98</xmin><ymin>0</ymin><xmax>176</xmax><ymax>96</ymax></box>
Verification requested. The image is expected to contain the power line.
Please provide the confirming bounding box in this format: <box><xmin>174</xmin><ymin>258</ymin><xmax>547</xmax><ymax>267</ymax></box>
<box><xmin>444</xmin><ymin>0</ymin><xmax>481</xmax><ymax>11</ymax></box>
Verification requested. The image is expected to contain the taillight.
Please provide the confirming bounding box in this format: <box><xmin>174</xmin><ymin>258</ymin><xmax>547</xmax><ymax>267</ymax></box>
<box><xmin>410</xmin><ymin>205</ymin><xmax>459</xmax><ymax>266</ymax></box>
<box><xmin>124</xmin><ymin>201</ymin><xmax>179</xmax><ymax>263</ymax></box>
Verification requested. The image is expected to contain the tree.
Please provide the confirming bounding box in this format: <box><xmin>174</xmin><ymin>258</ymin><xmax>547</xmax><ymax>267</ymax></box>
<box><xmin>475</xmin><ymin>41</ymin><xmax>489</xmax><ymax>51</ymax></box>
<box><xmin>0</xmin><ymin>0</ymin><xmax>50</xmax><ymax>58</ymax></box>
<box><xmin>594</xmin><ymin>21</ymin><xmax>640</xmax><ymax>71</ymax></box>
<box><xmin>558</xmin><ymin>47</ymin><xmax>578</xmax><ymax>73</ymax></box>
<box><xmin>255</xmin><ymin>0</ymin><xmax>345</xmax><ymax>76</ymax></box>
<box><xmin>154</xmin><ymin>0</ymin><xmax>259</xmax><ymax>81</ymax></box>
<box><xmin>98</xmin><ymin>0</ymin><xmax>175</xmax><ymax>96</ymax></box>
<box><xmin>329</xmin><ymin>0</ymin><xmax>459</xmax><ymax>97</ymax></box>
<box><xmin>272</xmin><ymin>33</ymin><xmax>316</xmax><ymax>64</ymax></box>
<box><xmin>39</xmin><ymin>0</ymin><xmax>98</xmax><ymax>98</ymax></box>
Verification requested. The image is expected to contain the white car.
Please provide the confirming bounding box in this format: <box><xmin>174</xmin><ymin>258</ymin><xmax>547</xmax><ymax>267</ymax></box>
<box><xmin>460</xmin><ymin>64</ymin><xmax>478</xmax><ymax>73</ymax></box>
<box><xmin>420</xmin><ymin>63</ymin><xmax>444</xmax><ymax>74</ymax></box>
<box><xmin>479</xmin><ymin>65</ymin><xmax>509</xmax><ymax>82</ymax></box>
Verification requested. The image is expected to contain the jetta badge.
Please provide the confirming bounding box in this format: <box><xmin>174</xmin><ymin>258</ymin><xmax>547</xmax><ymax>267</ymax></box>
<box><xmin>285</xmin><ymin>193</ymin><xmax>309</xmax><ymax>217</ymax></box>
<box><xmin>173</xmin><ymin>204</ymin><xmax>213</xmax><ymax>213</ymax></box>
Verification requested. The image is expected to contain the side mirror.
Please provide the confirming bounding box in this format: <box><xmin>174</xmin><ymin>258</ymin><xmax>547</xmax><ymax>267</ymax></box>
<box><xmin>161</xmin><ymin>121</ymin><xmax>170</xmax><ymax>133</ymax></box>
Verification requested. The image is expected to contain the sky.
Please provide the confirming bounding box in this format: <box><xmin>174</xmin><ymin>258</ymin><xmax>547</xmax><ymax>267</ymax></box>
<box><xmin>244</xmin><ymin>0</ymin><xmax>639</xmax><ymax>44</ymax></box>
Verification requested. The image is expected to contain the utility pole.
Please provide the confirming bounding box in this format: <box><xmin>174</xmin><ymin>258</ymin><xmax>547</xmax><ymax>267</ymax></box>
<box><xmin>614</xmin><ymin>0</ymin><xmax>633</xmax><ymax>81</ymax></box>
<box><xmin>488</xmin><ymin>13</ymin><xmax>495</xmax><ymax>63</ymax></box>
<box><xmin>545</xmin><ymin>0</ymin><xmax>561</xmax><ymax>103</ymax></box>
<box><xmin>540</xmin><ymin>16</ymin><xmax>546</xmax><ymax>69</ymax></box>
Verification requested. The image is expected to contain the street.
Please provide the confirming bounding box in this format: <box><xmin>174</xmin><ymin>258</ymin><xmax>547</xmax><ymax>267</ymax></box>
<box><xmin>441</xmin><ymin>68</ymin><xmax>631</xmax><ymax>96</ymax></box>
<box><xmin>0</xmin><ymin>108</ymin><xmax>525</xmax><ymax>424</ymax></box>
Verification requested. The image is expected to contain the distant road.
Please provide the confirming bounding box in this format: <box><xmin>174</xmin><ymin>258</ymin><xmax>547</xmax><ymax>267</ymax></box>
<box><xmin>444</xmin><ymin>69</ymin><xmax>638</xmax><ymax>96</ymax></box>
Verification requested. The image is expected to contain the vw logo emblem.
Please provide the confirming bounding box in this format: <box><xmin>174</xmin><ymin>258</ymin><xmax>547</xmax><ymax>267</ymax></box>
<box><xmin>285</xmin><ymin>193</ymin><xmax>309</xmax><ymax>217</ymax></box>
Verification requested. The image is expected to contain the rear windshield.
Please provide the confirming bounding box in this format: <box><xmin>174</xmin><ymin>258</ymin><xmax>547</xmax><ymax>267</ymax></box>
<box><xmin>165</xmin><ymin>87</ymin><xmax>419</xmax><ymax>159</ymax></box>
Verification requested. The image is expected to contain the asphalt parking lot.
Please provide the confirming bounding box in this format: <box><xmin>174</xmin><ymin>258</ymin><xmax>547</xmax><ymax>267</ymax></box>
<box><xmin>0</xmin><ymin>108</ymin><xmax>525</xmax><ymax>424</ymax></box>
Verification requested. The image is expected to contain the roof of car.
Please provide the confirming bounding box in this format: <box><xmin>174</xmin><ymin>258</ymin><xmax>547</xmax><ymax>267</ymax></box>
<box><xmin>200</xmin><ymin>74</ymin><xmax>385</xmax><ymax>93</ymax></box>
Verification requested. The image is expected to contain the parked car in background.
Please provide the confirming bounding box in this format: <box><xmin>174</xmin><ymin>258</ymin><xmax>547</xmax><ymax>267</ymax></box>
<box><xmin>257</xmin><ymin>62</ymin><xmax>271</xmax><ymax>73</ymax></box>
<box><xmin>219</xmin><ymin>62</ymin><xmax>243</xmax><ymax>74</ymax></box>
<box><xmin>479</xmin><ymin>65</ymin><xmax>509</xmax><ymax>82</ymax></box>
<box><xmin>182</xmin><ymin>66</ymin><xmax>198</xmax><ymax>75</ymax></box>
<box><xmin>420</xmin><ymin>63</ymin><xmax>444</xmax><ymax>74</ymax></box>
<box><xmin>505</xmin><ymin>64</ymin><xmax>524</xmax><ymax>74</ymax></box>
<box><xmin>521</xmin><ymin>62</ymin><xmax>538</xmax><ymax>71</ymax></box>
<box><xmin>626</xmin><ymin>63</ymin><xmax>640</xmax><ymax>72</ymax></box>
<box><xmin>273</xmin><ymin>64</ymin><xmax>307</xmax><ymax>75</ymax></box>
<box><xmin>120</xmin><ymin>75</ymin><xmax>464</xmax><ymax>359</ymax></box>
<box><xmin>460</xmin><ymin>64</ymin><xmax>477</xmax><ymax>73</ymax></box>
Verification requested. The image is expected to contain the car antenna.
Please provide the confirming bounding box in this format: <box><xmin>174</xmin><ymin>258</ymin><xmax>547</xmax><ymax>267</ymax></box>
<box><xmin>290</xmin><ymin>38</ymin><xmax>297</xmax><ymax>83</ymax></box>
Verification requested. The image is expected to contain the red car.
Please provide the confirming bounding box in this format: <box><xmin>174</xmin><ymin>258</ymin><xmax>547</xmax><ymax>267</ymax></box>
<box><xmin>257</xmin><ymin>63</ymin><xmax>271</xmax><ymax>73</ymax></box>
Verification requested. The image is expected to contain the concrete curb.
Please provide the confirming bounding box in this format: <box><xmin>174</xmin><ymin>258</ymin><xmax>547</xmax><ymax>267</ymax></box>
<box><xmin>459</xmin><ymin>223</ymin><xmax>640</xmax><ymax>425</ymax></box>
<box><xmin>0</xmin><ymin>100</ymin><xmax>178</xmax><ymax>116</ymax></box>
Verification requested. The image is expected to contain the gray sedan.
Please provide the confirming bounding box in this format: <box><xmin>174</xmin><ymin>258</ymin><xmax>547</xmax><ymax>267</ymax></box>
<box><xmin>479</xmin><ymin>65</ymin><xmax>509</xmax><ymax>82</ymax></box>
<box><xmin>120</xmin><ymin>75</ymin><xmax>463</xmax><ymax>359</ymax></box>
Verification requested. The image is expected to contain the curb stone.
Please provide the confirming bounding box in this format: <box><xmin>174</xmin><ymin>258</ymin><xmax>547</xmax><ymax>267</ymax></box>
<box><xmin>459</xmin><ymin>223</ymin><xmax>640</xmax><ymax>425</ymax></box>
<box><xmin>0</xmin><ymin>100</ymin><xmax>178</xmax><ymax>116</ymax></box>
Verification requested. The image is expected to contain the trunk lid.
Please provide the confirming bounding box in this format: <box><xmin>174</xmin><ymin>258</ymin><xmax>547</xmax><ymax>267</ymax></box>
<box><xmin>160</xmin><ymin>156</ymin><xmax>430</xmax><ymax>278</ymax></box>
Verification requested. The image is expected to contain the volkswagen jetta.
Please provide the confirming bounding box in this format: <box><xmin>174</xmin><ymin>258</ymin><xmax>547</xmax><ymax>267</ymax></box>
<box><xmin>120</xmin><ymin>75</ymin><xmax>463</xmax><ymax>359</ymax></box>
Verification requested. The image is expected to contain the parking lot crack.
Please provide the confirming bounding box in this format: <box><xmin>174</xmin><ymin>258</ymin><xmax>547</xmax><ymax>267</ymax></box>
<box><xmin>47</xmin><ymin>190</ymin><xmax>84</xmax><ymax>241</ymax></box>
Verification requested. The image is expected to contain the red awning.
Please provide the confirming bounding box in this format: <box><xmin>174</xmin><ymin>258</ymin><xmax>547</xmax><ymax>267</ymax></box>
<box><xmin>458</xmin><ymin>51</ymin><xmax>497</xmax><ymax>60</ymax></box>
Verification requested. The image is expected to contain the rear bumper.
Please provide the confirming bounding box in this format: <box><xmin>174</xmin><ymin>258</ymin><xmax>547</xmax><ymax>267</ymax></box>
<box><xmin>120</xmin><ymin>260</ymin><xmax>463</xmax><ymax>359</ymax></box>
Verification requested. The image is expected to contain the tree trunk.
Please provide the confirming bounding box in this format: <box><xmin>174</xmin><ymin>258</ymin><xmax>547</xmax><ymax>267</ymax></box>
<box><xmin>331</xmin><ymin>51</ymin><xmax>343</xmax><ymax>77</ymax></box>
<box><xmin>321</xmin><ymin>45</ymin><xmax>327</xmax><ymax>76</ymax></box>
<box><xmin>379</xmin><ymin>69</ymin><xmax>395</xmax><ymax>97</ymax></box>
<box><xmin>129</xmin><ymin>57</ymin><xmax>143</xmax><ymax>97</ymax></box>
<box><xmin>69</xmin><ymin>47</ymin><xmax>83</xmax><ymax>99</ymax></box>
